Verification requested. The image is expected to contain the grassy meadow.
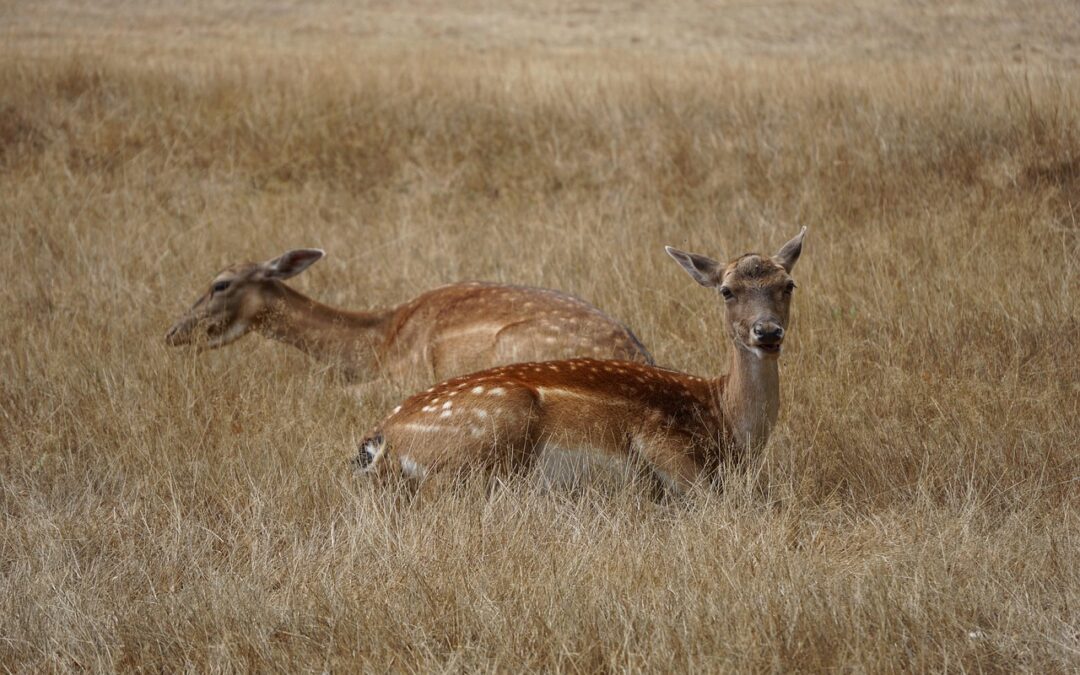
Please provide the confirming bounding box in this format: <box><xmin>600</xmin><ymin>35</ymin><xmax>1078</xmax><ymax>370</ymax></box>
<box><xmin>1</xmin><ymin>1</ymin><xmax>1078</xmax><ymax>671</ymax></box>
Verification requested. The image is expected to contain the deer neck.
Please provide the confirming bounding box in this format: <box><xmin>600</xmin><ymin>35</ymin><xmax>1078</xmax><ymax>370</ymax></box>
<box><xmin>255</xmin><ymin>284</ymin><xmax>392</xmax><ymax>376</ymax></box>
<box><xmin>714</xmin><ymin>344</ymin><xmax>781</xmax><ymax>452</ymax></box>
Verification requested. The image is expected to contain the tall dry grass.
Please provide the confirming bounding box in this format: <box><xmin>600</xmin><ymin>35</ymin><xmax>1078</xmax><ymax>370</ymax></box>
<box><xmin>2</xmin><ymin>1</ymin><xmax>1079</xmax><ymax>671</ymax></box>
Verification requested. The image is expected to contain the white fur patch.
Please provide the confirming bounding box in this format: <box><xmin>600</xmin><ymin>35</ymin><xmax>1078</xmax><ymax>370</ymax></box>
<box><xmin>534</xmin><ymin>446</ymin><xmax>635</xmax><ymax>490</ymax></box>
<box><xmin>356</xmin><ymin>435</ymin><xmax>387</xmax><ymax>472</ymax></box>
<box><xmin>207</xmin><ymin>320</ymin><xmax>250</xmax><ymax>349</ymax></box>
<box><xmin>399</xmin><ymin>456</ymin><xmax>427</xmax><ymax>479</ymax></box>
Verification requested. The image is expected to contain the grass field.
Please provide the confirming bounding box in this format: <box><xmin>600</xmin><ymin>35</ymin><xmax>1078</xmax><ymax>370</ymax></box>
<box><xmin>2</xmin><ymin>1</ymin><xmax>1078</xmax><ymax>671</ymax></box>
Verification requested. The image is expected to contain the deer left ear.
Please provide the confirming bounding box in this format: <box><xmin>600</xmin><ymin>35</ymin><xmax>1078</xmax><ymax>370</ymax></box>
<box><xmin>773</xmin><ymin>227</ymin><xmax>806</xmax><ymax>273</ymax></box>
<box><xmin>262</xmin><ymin>249</ymin><xmax>325</xmax><ymax>280</ymax></box>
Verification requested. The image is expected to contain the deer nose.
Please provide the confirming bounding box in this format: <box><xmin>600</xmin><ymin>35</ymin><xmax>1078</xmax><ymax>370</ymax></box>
<box><xmin>752</xmin><ymin>322</ymin><xmax>784</xmax><ymax>345</ymax></box>
<box><xmin>165</xmin><ymin>322</ymin><xmax>188</xmax><ymax>346</ymax></box>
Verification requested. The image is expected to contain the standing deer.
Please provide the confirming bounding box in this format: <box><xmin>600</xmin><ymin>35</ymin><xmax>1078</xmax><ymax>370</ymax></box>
<box><xmin>165</xmin><ymin>249</ymin><xmax>652</xmax><ymax>388</ymax></box>
<box><xmin>354</xmin><ymin>228</ymin><xmax>806</xmax><ymax>495</ymax></box>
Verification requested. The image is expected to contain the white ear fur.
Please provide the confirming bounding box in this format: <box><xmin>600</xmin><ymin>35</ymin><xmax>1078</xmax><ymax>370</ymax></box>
<box><xmin>264</xmin><ymin>249</ymin><xmax>325</xmax><ymax>280</ymax></box>
<box><xmin>665</xmin><ymin>246</ymin><xmax>723</xmax><ymax>288</ymax></box>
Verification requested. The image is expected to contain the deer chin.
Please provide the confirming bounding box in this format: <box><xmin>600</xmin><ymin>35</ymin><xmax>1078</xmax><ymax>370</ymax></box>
<box><xmin>203</xmin><ymin>320</ymin><xmax>250</xmax><ymax>350</ymax></box>
<box><xmin>748</xmin><ymin>342</ymin><xmax>783</xmax><ymax>359</ymax></box>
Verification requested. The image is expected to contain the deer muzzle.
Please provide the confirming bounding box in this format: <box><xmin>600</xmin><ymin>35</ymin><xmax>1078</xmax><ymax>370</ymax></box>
<box><xmin>751</xmin><ymin>321</ymin><xmax>785</xmax><ymax>354</ymax></box>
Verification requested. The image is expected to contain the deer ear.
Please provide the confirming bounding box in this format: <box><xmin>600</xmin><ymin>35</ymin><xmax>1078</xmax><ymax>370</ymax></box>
<box><xmin>773</xmin><ymin>227</ymin><xmax>806</xmax><ymax>273</ymax></box>
<box><xmin>262</xmin><ymin>249</ymin><xmax>325</xmax><ymax>280</ymax></box>
<box><xmin>665</xmin><ymin>246</ymin><xmax>723</xmax><ymax>288</ymax></box>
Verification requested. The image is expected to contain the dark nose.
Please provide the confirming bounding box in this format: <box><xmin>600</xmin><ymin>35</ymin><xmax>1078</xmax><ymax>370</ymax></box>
<box><xmin>752</xmin><ymin>322</ymin><xmax>784</xmax><ymax>344</ymax></box>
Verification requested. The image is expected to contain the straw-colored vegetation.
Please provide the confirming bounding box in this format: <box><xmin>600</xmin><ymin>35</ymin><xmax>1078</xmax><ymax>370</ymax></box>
<box><xmin>2</xmin><ymin>1</ymin><xmax>1078</xmax><ymax>671</ymax></box>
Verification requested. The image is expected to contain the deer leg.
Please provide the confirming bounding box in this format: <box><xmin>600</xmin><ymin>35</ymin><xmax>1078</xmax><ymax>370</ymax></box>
<box><xmin>631</xmin><ymin>431</ymin><xmax>708</xmax><ymax>498</ymax></box>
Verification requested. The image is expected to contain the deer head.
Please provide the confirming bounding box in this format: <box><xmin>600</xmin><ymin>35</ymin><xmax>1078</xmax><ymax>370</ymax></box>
<box><xmin>165</xmin><ymin>248</ymin><xmax>325</xmax><ymax>350</ymax></box>
<box><xmin>666</xmin><ymin>227</ymin><xmax>805</xmax><ymax>360</ymax></box>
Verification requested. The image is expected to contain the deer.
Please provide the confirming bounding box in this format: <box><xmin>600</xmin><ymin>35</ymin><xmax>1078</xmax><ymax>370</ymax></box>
<box><xmin>353</xmin><ymin>228</ymin><xmax>806</xmax><ymax>496</ymax></box>
<box><xmin>165</xmin><ymin>249</ymin><xmax>652</xmax><ymax>391</ymax></box>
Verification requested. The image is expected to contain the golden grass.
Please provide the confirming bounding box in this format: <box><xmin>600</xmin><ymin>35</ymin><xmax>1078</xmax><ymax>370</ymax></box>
<box><xmin>2</xmin><ymin>1</ymin><xmax>1079</xmax><ymax>671</ymax></box>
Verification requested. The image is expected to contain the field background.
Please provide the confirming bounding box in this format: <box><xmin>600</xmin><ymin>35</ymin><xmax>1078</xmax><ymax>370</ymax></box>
<box><xmin>2</xmin><ymin>1</ymin><xmax>1078</xmax><ymax>671</ymax></box>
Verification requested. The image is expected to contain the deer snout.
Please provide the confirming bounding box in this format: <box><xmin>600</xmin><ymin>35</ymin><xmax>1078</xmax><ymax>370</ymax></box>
<box><xmin>752</xmin><ymin>321</ymin><xmax>784</xmax><ymax>345</ymax></box>
<box><xmin>164</xmin><ymin>320</ymin><xmax>191</xmax><ymax>346</ymax></box>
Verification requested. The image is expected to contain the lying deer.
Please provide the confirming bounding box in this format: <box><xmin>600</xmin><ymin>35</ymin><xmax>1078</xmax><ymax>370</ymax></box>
<box><xmin>165</xmin><ymin>249</ymin><xmax>652</xmax><ymax>386</ymax></box>
<box><xmin>354</xmin><ymin>228</ymin><xmax>806</xmax><ymax>495</ymax></box>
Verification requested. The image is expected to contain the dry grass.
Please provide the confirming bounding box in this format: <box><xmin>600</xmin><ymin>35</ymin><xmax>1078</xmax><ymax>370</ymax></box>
<box><xmin>2</xmin><ymin>1</ymin><xmax>1079</xmax><ymax>671</ymax></box>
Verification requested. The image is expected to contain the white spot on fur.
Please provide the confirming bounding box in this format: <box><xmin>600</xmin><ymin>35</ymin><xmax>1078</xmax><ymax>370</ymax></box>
<box><xmin>392</xmin><ymin>405</ymin><xmax>402</xmax><ymax>414</ymax></box>
<box><xmin>442</xmin><ymin>401</ymin><xmax>452</xmax><ymax>410</ymax></box>
<box><xmin>490</xmin><ymin>387</ymin><xmax>505</xmax><ymax>396</ymax></box>
<box><xmin>440</xmin><ymin>410</ymin><xmax>452</xmax><ymax>418</ymax></box>
<box><xmin>402</xmin><ymin>421</ymin><xmax>443</xmax><ymax>433</ymax></box>
<box><xmin>475</xmin><ymin>409</ymin><xmax>489</xmax><ymax>419</ymax></box>
<box><xmin>472</xmin><ymin>386</ymin><xmax>485</xmax><ymax>394</ymax></box>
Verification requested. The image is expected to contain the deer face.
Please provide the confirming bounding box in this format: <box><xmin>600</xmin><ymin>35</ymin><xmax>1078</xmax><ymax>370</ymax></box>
<box><xmin>165</xmin><ymin>249</ymin><xmax>324</xmax><ymax>350</ymax></box>
<box><xmin>666</xmin><ymin>227</ymin><xmax>805</xmax><ymax>360</ymax></box>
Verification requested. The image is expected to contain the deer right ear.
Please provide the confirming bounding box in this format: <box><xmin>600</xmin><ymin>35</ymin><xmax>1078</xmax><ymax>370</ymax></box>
<box><xmin>262</xmin><ymin>249</ymin><xmax>325</xmax><ymax>280</ymax></box>
<box><xmin>774</xmin><ymin>226</ymin><xmax>806</xmax><ymax>273</ymax></box>
<box><xmin>665</xmin><ymin>246</ymin><xmax>723</xmax><ymax>288</ymax></box>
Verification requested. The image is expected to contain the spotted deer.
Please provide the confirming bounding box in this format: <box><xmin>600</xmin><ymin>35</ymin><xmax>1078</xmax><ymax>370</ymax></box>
<box><xmin>354</xmin><ymin>228</ymin><xmax>806</xmax><ymax>495</ymax></box>
<box><xmin>166</xmin><ymin>249</ymin><xmax>652</xmax><ymax>388</ymax></box>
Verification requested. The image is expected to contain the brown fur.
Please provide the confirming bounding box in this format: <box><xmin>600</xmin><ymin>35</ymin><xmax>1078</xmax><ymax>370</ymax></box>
<box><xmin>166</xmin><ymin>251</ymin><xmax>652</xmax><ymax>385</ymax></box>
<box><xmin>357</xmin><ymin>229</ymin><xmax>806</xmax><ymax>494</ymax></box>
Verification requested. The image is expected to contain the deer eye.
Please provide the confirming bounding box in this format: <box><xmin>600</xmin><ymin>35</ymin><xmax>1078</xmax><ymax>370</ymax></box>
<box><xmin>212</xmin><ymin>280</ymin><xmax>231</xmax><ymax>294</ymax></box>
<box><xmin>720</xmin><ymin>287</ymin><xmax>735</xmax><ymax>301</ymax></box>
<box><xmin>783</xmin><ymin>281</ymin><xmax>796</xmax><ymax>295</ymax></box>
